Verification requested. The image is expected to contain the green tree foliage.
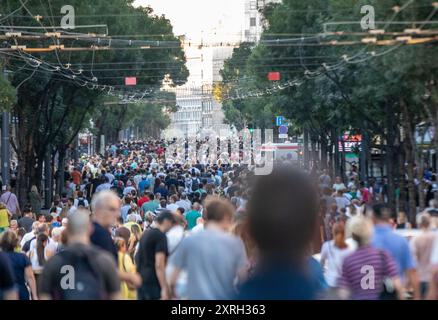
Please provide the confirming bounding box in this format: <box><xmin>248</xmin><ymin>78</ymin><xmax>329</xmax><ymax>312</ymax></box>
<box><xmin>221</xmin><ymin>0</ymin><xmax>438</xmax><ymax>219</ymax></box>
<box><xmin>0</xmin><ymin>68</ymin><xmax>16</xmax><ymax>110</ymax></box>
<box><xmin>0</xmin><ymin>0</ymin><xmax>188</xmax><ymax>203</ymax></box>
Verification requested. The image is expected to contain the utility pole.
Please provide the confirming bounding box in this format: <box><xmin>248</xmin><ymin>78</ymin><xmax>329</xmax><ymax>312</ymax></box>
<box><xmin>1</xmin><ymin>67</ymin><xmax>10</xmax><ymax>188</ymax></box>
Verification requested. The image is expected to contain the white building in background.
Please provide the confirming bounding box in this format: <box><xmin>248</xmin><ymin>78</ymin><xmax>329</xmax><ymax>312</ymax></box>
<box><xmin>243</xmin><ymin>0</ymin><xmax>281</xmax><ymax>42</ymax></box>
<box><xmin>168</xmin><ymin>86</ymin><xmax>202</xmax><ymax>137</ymax></box>
<box><xmin>168</xmin><ymin>20</ymin><xmax>238</xmax><ymax>138</ymax></box>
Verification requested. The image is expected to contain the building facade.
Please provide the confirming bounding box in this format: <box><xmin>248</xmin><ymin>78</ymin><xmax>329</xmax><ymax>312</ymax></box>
<box><xmin>243</xmin><ymin>0</ymin><xmax>281</xmax><ymax>42</ymax></box>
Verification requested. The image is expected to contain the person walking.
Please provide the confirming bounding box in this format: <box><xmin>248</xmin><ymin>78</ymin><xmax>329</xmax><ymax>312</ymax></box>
<box><xmin>0</xmin><ymin>231</ymin><xmax>38</xmax><ymax>300</ymax></box>
<box><xmin>337</xmin><ymin>216</ymin><xmax>403</xmax><ymax>300</ymax></box>
<box><xmin>28</xmin><ymin>186</ymin><xmax>42</xmax><ymax>215</ymax></box>
<box><xmin>170</xmin><ymin>198</ymin><xmax>247</xmax><ymax>300</ymax></box>
<box><xmin>136</xmin><ymin>211</ymin><xmax>175</xmax><ymax>300</ymax></box>
<box><xmin>38</xmin><ymin>210</ymin><xmax>121</xmax><ymax>300</ymax></box>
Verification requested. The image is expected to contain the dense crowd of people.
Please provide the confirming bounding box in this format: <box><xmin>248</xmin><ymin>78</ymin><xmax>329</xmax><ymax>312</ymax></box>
<box><xmin>0</xmin><ymin>139</ymin><xmax>438</xmax><ymax>300</ymax></box>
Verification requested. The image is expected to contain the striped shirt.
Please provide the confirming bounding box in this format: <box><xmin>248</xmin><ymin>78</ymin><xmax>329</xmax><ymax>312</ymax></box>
<box><xmin>338</xmin><ymin>245</ymin><xmax>398</xmax><ymax>300</ymax></box>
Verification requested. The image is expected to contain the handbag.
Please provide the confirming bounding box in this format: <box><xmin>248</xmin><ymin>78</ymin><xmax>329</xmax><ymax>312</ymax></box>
<box><xmin>378</xmin><ymin>250</ymin><xmax>398</xmax><ymax>300</ymax></box>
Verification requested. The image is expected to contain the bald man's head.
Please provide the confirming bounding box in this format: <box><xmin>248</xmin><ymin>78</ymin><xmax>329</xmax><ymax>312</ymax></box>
<box><xmin>91</xmin><ymin>190</ymin><xmax>121</xmax><ymax>228</ymax></box>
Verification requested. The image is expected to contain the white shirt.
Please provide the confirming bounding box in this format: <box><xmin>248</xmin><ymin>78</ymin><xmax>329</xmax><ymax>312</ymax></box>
<box><xmin>335</xmin><ymin>196</ymin><xmax>350</xmax><ymax>210</ymax></box>
<box><xmin>166</xmin><ymin>203</ymin><xmax>179</xmax><ymax>213</ymax></box>
<box><xmin>73</xmin><ymin>198</ymin><xmax>89</xmax><ymax>208</ymax></box>
<box><xmin>123</xmin><ymin>186</ymin><xmax>136</xmax><ymax>196</ymax></box>
<box><xmin>20</xmin><ymin>231</ymin><xmax>36</xmax><ymax>249</ymax></box>
<box><xmin>166</xmin><ymin>225</ymin><xmax>185</xmax><ymax>254</ymax></box>
<box><xmin>29</xmin><ymin>238</ymin><xmax>54</xmax><ymax>272</ymax></box>
<box><xmin>191</xmin><ymin>223</ymin><xmax>204</xmax><ymax>234</ymax></box>
<box><xmin>175</xmin><ymin>199</ymin><xmax>191</xmax><ymax>212</ymax></box>
<box><xmin>133</xmin><ymin>175</ymin><xmax>143</xmax><ymax>187</ymax></box>
<box><xmin>320</xmin><ymin>240</ymin><xmax>355</xmax><ymax>287</ymax></box>
<box><xmin>333</xmin><ymin>183</ymin><xmax>347</xmax><ymax>192</ymax></box>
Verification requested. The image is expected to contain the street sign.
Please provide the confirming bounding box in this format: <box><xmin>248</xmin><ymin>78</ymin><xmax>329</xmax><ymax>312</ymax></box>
<box><xmin>279</xmin><ymin>134</ymin><xmax>288</xmax><ymax>139</ymax></box>
<box><xmin>279</xmin><ymin>125</ymin><xmax>288</xmax><ymax>135</ymax></box>
<box><xmin>276</xmin><ymin>116</ymin><xmax>284</xmax><ymax>126</ymax></box>
<box><xmin>125</xmin><ymin>77</ymin><xmax>137</xmax><ymax>86</ymax></box>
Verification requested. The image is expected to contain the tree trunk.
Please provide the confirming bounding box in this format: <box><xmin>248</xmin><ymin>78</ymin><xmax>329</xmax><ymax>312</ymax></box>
<box><xmin>56</xmin><ymin>146</ymin><xmax>66</xmax><ymax>195</ymax></box>
<box><xmin>303</xmin><ymin>127</ymin><xmax>310</xmax><ymax>170</ymax></box>
<box><xmin>401</xmin><ymin>99</ymin><xmax>417</xmax><ymax>225</ymax></box>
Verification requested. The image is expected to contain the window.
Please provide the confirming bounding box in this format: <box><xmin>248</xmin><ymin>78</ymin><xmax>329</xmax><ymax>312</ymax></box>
<box><xmin>250</xmin><ymin>17</ymin><xmax>257</xmax><ymax>27</ymax></box>
<box><xmin>250</xmin><ymin>1</ymin><xmax>257</xmax><ymax>10</ymax></box>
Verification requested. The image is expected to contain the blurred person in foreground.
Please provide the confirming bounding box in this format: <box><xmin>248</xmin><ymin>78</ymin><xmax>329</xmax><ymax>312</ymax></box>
<box><xmin>337</xmin><ymin>216</ymin><xmax>403</xmax><ymax>300</ymax></box>
<box><xmin>410</xmin><ymin>213</ymin><xmax>436</xmax><ymax>299</ymax></box>
<box><xmin>237</xmin><ymin>166</ymin><xmax>324</xmax><ymax>300</ymax></box>
<box><xmin>170</xmin><ymin>197</ymin><xmax>247</xmax><ymax>300</ymax></box>
<box><xmin>0</xmin><ymin>251</ymin><xmax>17</xmax><ymax>300</ymax></box>
<box><xmin>0</xmin><ymin>231</ymin><xmax>38</xmax><ymax>300</ymax></box>
<box><xmin>39</xmin><ymin>210</ymin><xmax>121</xmax><ymax>300</ymax></box>
<box><xmin>370</xmin><ymin>203</ymin><xmax>420</xmax><ymax>299</ymax></box>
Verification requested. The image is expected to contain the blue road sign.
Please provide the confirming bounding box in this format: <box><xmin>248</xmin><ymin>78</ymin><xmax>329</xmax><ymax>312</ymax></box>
<box><xmin>279</xmin><ymin>125</ymin><xmax>288</xmax><ymax>135</ymax></box>
<box><xmin>276</xmin><ymin>116</ymin><xmax>284</xmax><ymax>126</ymax></box>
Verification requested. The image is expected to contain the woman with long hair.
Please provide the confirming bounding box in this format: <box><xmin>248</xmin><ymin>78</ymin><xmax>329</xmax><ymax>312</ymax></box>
<box><xmin>29</xmin><ymin>185</ymin><xmax>42</xmax><ymax>215</ymax></box>
<box><xmin>29</xmin><ymin>233</ymin><xmax>49</xmax><ymax>290</ymax></box>
<box><xmin>320</xmin><ymin>222</ymin><xmax>354</xmax><ymax>294</ymax></box>
<box><xmin>0</xmin><ymin>231</ymin><xmax>38</xmax><ymax>300</ymax></box>
<box><xmin>114</xmin><ymin>237</ymin><xmax>138</xmax><ymax>300</ymax></box>
<box><xmin>128</xmin><ymin>224</ymin><xmax>142</xmax><ymax>259</ymax></box>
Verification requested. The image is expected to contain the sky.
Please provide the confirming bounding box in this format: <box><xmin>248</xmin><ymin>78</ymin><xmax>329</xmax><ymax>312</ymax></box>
<box><xmin>133</xmin><ymin>0</ymin><xmax>245</xmax><ymax>41</ymax></box>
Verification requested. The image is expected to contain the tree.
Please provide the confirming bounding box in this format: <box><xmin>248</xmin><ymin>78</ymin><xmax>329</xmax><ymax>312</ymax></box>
<box><xmin>220</xmin><ymin>0</ymin><xmax>438</xmax><ymax>221</ymax></box>
<box><xmin>0</xmin><ymin>0</ymin><xmax>188</xmax><ymax>205</ymax></box>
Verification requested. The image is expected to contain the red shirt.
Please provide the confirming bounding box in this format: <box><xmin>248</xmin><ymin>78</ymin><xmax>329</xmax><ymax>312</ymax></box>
<box><xmin>137</xmin><ymin>196</ymin><xmax>150</xmax><ymax>208</ymax></box>
<box><xmin>71</xmin><ymin>170</ymin><xmax>82</xmax><ymax>185</ymax></box>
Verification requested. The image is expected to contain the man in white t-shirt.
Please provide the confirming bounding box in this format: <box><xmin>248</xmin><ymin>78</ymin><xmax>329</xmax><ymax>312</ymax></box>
<box><xmin>334</xmin><ymin>190</ymin><xmax>350</xmax><ymax>211</ymax></box>
<box><xmin>332</xmin><ymin>176</ymin><xmax>347</xmax><ymax>192</ymax></box>
<box><xmin>176</xmin><ymin>193</ymin><xmax>192</xmax><ymax>213</ymax></box>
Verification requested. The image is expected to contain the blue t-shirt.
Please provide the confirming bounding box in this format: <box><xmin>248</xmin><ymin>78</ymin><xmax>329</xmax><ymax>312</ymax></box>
<box><xmin>237</xmin><ymin>259</ymin><xmax>325</xmax><ymax>300</ymax></box>
<box><xmin>90</xmin><ymin>222</ymin><xmax>118</xmax><ymax>262</ymax></box>
<box><xmin>138</xmin><ymin>179</ymin><xmax>150</xmax><ymax>194</ymax></box>
<box><xmin>372</xmin><ymin>224</ymin><xmax>416</xmax><ymax>277</ymax></box>
<box><xmin>6</xmin><ymin>252</ymin><xmax>31</xmax><ymax>300</ymax></box>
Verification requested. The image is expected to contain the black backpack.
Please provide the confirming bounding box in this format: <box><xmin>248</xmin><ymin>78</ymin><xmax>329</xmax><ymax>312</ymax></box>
<box><xmin>191</xmin><ymin>178</ymin><xmax>199</xmax><ymax>192</ymax></box>
<box><xmin>77</xmin><ymin>198</ymin><xmax>86</xmax><ymax>207</ymax></box>
<box><xmin>22</xmin><ymin>236</ymin><xmax>36</xmax><ymax>253</ymax></box>
<box><xmin>52</xmin><ymin>246</ymin><xmax>107</xmax><ymax>300</ymax></box>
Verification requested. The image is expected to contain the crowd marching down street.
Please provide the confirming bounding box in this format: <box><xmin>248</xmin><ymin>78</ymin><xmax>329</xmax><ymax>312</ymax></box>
<box><xmin>1</xmin><ymin>139</ymin><xmax>438</xmax><ymax>300</ymax></box>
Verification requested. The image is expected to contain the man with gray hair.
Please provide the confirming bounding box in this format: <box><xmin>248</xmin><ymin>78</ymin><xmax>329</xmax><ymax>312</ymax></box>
<box><xmin>89</xmin><ymin>190</ymin><xmax>141</xmax><ymax>290</ymax></box>
<box><xmin>39</xmin><ymin>209</ymin><xmax>121</xmax><ymax>300</ymax></box>
<box><xmin>175</xmin><ymin>193</ymin><xmax>191</xmax><ymax>212</ymax></box>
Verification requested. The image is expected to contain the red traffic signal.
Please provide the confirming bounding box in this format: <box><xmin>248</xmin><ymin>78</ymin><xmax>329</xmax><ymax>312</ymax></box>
<box><xmin>125</xmin><ymin>77</ymin><xmax>137</xmax><ymax>86</ymax></box>
<box><xmin>268</xmin><ymin>72</ymin><xmax>280</xmax><ymax>81</ymax></box>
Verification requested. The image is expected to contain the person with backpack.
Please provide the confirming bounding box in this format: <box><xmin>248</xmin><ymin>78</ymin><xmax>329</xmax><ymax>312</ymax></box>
<box><xmin>73</xmin><ymin>191</ymin><xmax>89</xmax><ymax>209</ymax></box>
<box><xmin>0</xmin><ymin>186</ymin><xmax>20</xmax><ymax>219</ymax></box>
<box><xmin>39</xmin><ymin>209</ymin><xmax>121</xmax><ymax>300</ymax></box>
